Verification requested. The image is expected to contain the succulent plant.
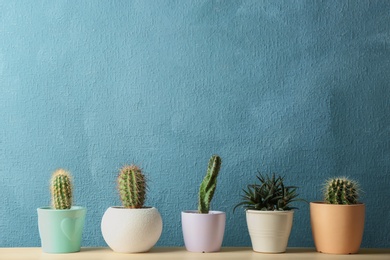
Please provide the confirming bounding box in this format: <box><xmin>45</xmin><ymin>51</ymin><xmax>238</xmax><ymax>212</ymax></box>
<box><xmin>118</xmin><ymin>165</ymin><xmax>147</xmax><ymax>208</ymax></box>
<box><xmin>234</xmin><ymin>172</ymin><xmax>305</xmax><ymax>212</ymax></box>
<box><xmin>324</xmin><ymin>177</ymin><xmax>360</xmax><ymax>205</ymax></box>
<box><xmin>51</xmin><ymin>168</ymin><xmax>73</xmax><ymax>210</ymax></box>
<box><xmin>198</xmin><ymin>155</ymin><xmax>222</xmax><ymax>214</ymax></box>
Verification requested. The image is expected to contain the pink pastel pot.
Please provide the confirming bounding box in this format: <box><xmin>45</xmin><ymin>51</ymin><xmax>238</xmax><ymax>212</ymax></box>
<box><xmin>181</xmin><ymin>210</ymin><xmax>226</xmax><ymax>253</ymax></box>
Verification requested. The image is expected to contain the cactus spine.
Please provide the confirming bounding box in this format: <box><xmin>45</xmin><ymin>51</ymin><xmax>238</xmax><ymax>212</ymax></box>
<box><xmin>118</xmin><ymin>165</ymin><xmax>147</xmax><ymax>208</ymax></box>
<box><xmin>51</xmin><ymin>169</ymin><xmax>73</xmax><ymax>210</ymax></box>
<box><xmin>198</xmin><ymin>155</ymin><xmax>222</xmax><ymax>214</ymax></box>
<box><xmin>324</xmin><ymin>177</ymin><xmax>359</xmax><ymax>205</ymax></box>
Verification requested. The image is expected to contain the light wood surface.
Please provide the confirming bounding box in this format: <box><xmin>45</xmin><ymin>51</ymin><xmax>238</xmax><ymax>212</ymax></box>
<box><xmin>1</xmin><ymin>247</ymin><xmax>389</xmax><ymax>260</ymax></box>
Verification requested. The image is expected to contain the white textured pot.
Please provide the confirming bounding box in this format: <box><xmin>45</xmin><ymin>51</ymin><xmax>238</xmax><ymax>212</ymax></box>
<box><xmin>246</xmin><ymin>210</ymin><xmax>294</xmax><ymax>253</ymax></box>
<box><xmin>101</xmin><ymin>207</ymin><xmax>163</xmax><ymax>253</ymax></box>
<box><xmin>181</xmin><ymin>210</ymin><xmax>226</xmax><ymax>253</ymax></box>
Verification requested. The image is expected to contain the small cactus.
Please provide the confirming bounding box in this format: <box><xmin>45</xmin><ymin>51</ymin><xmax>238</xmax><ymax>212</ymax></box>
<box><xmin>118</xmin><ymin>165</ymin><xmax>147</xmax><ymax>208</ymax></box>
<box><xmin>51</xmin><ymin>169</ymin><xmax>73</xmax><ymax>210</ymax></box>
<box><xmin>198</xmin><ymin>155</ymin><xmax>222</xmax><ymax>214</ymax></box>
<box><xmin>324</xmin><ymin>177</ymin><xmax>359</xmax><ymax>205</ymax></box>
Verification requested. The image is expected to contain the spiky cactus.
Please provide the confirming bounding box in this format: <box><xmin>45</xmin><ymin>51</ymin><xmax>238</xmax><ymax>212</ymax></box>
<box><xmin>198</xmin><ymin>155</ymin><xmax>222</xmax><ymax>214</ymax></box>
<box><xmin>324</xmin><ymin>177</ymin><xmax>359</xmax><ymax>205</ymax></box>
<box><xmin>118</xmin><ymin>165</ymin><xmax>147</xmax><ymax>209</ymax></box>
<box><xmin>51</xmin><ymin>169</ymin><xmax>73</xmax><ymax>210</ymax></box>
<box><xmin>233</xmin><ymin>173</ymin><xmax>304</xmax><ymax>212</ymax></box>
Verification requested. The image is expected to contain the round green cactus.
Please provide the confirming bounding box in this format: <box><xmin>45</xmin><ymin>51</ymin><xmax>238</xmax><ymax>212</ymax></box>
<box><xmin>324</xmin><ymin>177</ymin><xmax>359</xmax><ymax>205</ymax></box>
<box><xmin>51</xmin><ymin>169</ymin><xmax>73</xmax><ymax>210</ymax></box>
<box><xmin>118</xmin><ymin>165</ymin><xmax>147</xmax><ymax>208</ymax></box>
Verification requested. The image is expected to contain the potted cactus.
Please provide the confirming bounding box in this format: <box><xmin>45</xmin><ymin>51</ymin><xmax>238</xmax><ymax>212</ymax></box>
<box><xmin>101</xmin><ymin>165</ymin><xmax>163</xmax><ymax>253</ymax></box>
<box><xmin>234</xmin><ymin>172</ymin><xmax>305</xmax><ymax>253</ymax></box>
<box><xmin>181</xmin><ymin>155</ymin><xmax>225</xmax><ymax>253</ymax></box>
<box><xmin>37</xmin><ymin>169</ymin><xmax>86</xmax><ymax>253</ymax></box>
<box><xmin>310</xmin><ymin>177</ymin><xmax>365</xmax><ymax>254</ymax></box>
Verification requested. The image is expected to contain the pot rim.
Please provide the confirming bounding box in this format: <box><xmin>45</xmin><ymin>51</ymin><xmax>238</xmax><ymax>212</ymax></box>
<box><xmin>37</xmin><ymin>206</ymin><xmax>85</xmax><ymax>211</ymax></box>
<box><xmin>182</xmin><ymin>210</ymin><xmax>225</xmax><ymax>215</ymax></box>
<box><xmin>310</xmin><ymin>201</ymin><xmax>365</xmax><ymax>207</ymax></box>
<box><xmin>108</xmin><ymin>206</ymin><xmax>158</xmax><ymax>210</ymax></box>
<box><xmin>245</xmin><ymin>209</ymin><xmax>294</xmax><ymax>214</ymax></box>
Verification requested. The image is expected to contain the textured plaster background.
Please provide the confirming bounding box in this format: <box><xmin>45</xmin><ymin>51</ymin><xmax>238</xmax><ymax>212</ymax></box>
<box><xmin>1</xmin><ymin>0</ymin><xmax>390</xmax><ymax>247</ymax></box>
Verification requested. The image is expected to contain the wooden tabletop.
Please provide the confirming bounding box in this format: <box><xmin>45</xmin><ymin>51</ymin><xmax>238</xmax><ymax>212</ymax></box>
<box><xmin>1</xmin><ymin>247</ymin><xmax>390</xmax><ymax>260</ymax></box>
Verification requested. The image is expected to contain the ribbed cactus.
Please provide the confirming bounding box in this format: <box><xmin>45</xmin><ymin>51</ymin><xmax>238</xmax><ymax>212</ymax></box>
<box><xmin>118</xmin><ymin>165</ymin><xmax>147</xmax><ymax>209</ymax></box>
<box><xmin>324</xmin><ymin>177</ymin><xmax>359</xmax><ymax>205</ymax></box>
<box><xmin>198</xmin><ymin>155</ymin><xmax>222</xmax><ymax>214</ymax></box>
<box><xmin>51</xmin><ymin>169</ymin><xmax>73</xmax><ymax>210</ymax></box>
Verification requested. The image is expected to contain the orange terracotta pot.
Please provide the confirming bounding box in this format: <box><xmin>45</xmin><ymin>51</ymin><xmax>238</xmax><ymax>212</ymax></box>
<box><xmin>310</xmin><ymin>202</ymin><xmax>365</xmax><ymax>254</ymax></box>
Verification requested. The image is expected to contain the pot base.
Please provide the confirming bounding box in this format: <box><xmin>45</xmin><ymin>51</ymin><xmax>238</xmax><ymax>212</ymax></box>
<box><xmin>246</xmin><ymin>210</ymin><xmax>294</xmax><ymax>254</ymax></box>
<box><xmin>182</xmin><ymin>210</ymin><xmax>226</xmax><ymax>253</ymax></box>
<box><xmin>310</xmin><ymin>202</ymin><xmax>365</xmax><ymax>254</ymax></box>
<box><xmin>101</xmin><ymin>207</ymin><xmax>162</xmax><ymax>253</ymax></box>
<box><xmin>37</xmin><ymin>206</ymin><xmax>86</xmax><ymax>254</ymax></box>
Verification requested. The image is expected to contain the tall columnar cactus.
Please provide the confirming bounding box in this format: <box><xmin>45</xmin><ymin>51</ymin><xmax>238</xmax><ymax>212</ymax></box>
<box><xmin>324</xmin><ymin>177</ymin><xmax>359</xmax><ymax>205</ymax></box>
<box><xmin>118</xmin><ymin>165</ymin><xmax>147</xmax><ymax>209</ymax></box>
<box><xmin>198</xmin><ymin>155</ymin><xmax>222</xmax><ymax>214</ymax></box>
<box><xmin>51</xmin><ymin>169</ymin><xmax>73</xmax><ymax>210</ymax></box>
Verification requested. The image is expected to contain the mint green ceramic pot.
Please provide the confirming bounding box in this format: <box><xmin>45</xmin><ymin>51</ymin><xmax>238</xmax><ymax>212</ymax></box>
<box><xmin>37</xmin><ymin>206</ymin><xmax>86</xmax><ymax>253</ymax></box>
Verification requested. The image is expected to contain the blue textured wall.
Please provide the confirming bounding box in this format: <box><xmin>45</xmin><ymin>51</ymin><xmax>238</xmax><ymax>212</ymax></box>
<box><xmin>1</xmin><ymin>0</ymin><xmax>389</xmax><ymax>248</ymax></box>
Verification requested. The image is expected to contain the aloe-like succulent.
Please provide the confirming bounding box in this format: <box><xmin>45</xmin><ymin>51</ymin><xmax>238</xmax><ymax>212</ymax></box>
<box><xmin>234</xmin><ymin>173</ymin><xmax>305</xmax><ymax>212</ymax></box>
<box><xmin>324</xmin><ymin>177</ymin><xmax>360</xmax><ymax>205</ymax></box>
<box><xmin>198</xmin><ymin>155</ymin><xmax>222</xmax><ymax>214</ymax></box>
<box><xmin>51</xmin><ymin>168</ymin><xmax>73</xmax><ymax>210</ymax></box>
<box><xmin>118</xmin><ymin>165</ymin><xmax>147</xmax><ymax>208</ymax></box>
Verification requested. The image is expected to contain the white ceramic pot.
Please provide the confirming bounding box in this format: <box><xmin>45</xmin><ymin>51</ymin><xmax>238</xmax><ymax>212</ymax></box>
<box><xmin>101</xmin><ymin>206</ymin><xmax>163</xmax><ymax>253</ymax></box>
<box><xmin>246</xmin><ymin>210</ymin><xmax>294</xmax><ymax>253</ymax></box>
<box><xmin>181</xmin><ymin>210</ymin><xmax>226</xmax><ymax>253</ymax></box>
